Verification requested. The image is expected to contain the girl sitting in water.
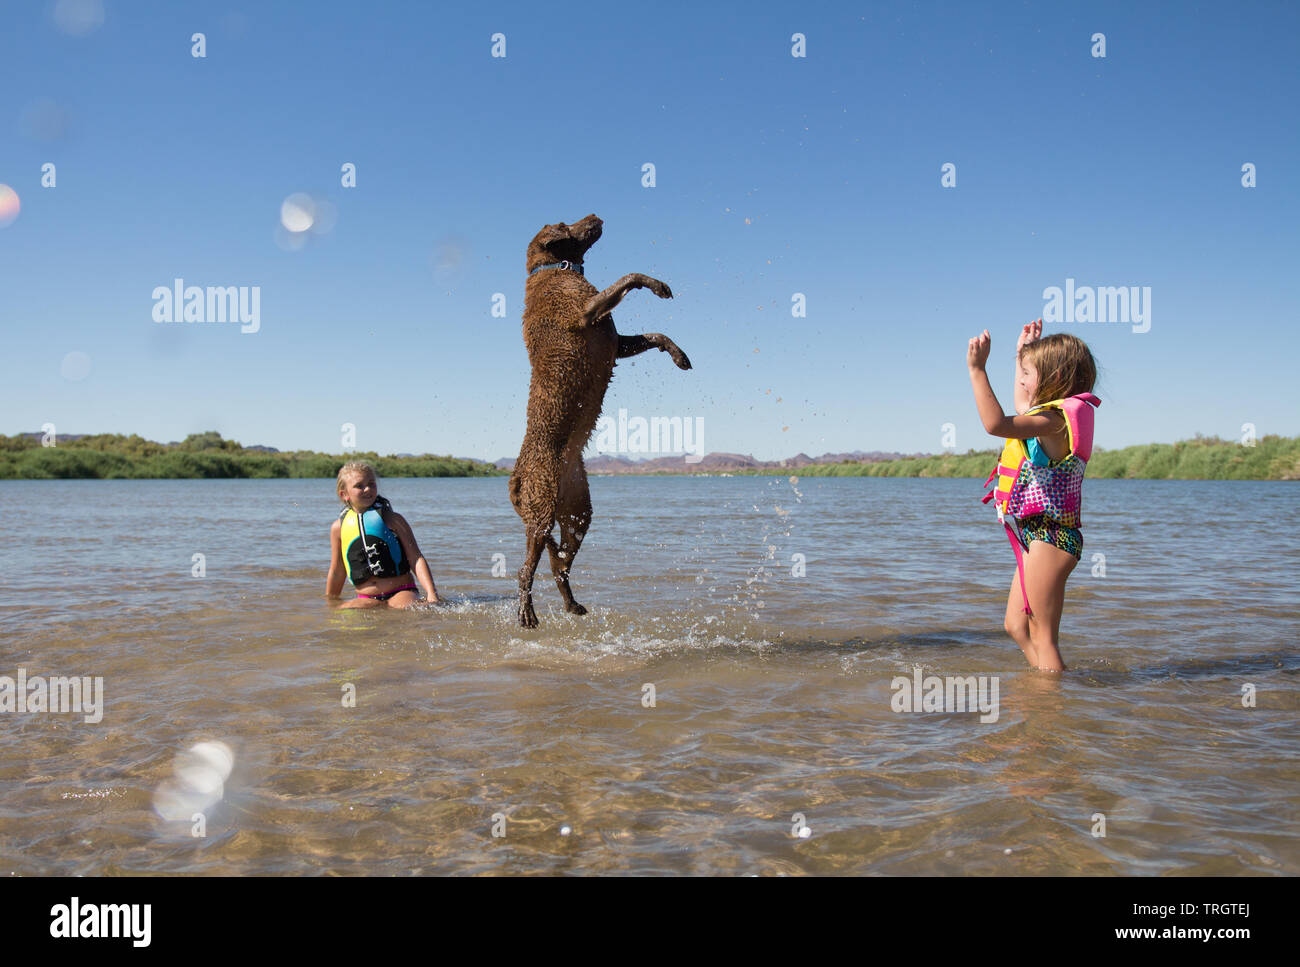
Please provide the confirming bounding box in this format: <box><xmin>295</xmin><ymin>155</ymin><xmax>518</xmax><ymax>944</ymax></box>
<box><xmin>968</xmin><ymin>321</ymin><xmax>1100</xmax><ymax>672</ymax></box>
<box><xmin>326</xmin><ymin>461</ymin><xmax>440</xmax><ymax>608</ymax></box>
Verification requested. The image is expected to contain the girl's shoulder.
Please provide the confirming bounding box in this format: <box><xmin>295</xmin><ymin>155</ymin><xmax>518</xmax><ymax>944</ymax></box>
<box><xmin>1025</xmin><ymin>400</ymin><xmax>1066</xmax><ymax>417</ymax></box>
<box><xmin>1026</xmin><ymin>405</ymin><xmax>1069</xmax><ymax>463</ymax></box>
<box><xmin>373</xmin><ymin>497</ymin><xmax>408</xmax><ymax>525</ymax></box>
<box><xmin>1026</xmin><ymin>403</ymin><xmax>1068</xmax><ymax>430</ymax></box>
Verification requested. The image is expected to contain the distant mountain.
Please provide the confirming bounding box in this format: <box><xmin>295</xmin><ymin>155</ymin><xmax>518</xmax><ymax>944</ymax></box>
<box><xmin>19</xmin><ymin>432</ymin><xmax>282</xmax><ymax>452</ymax></box>
<box><xmin>496</xmin><ymin>450</ymin><xmax>920</xmax><ymax>475</ymax></box>
<box><xmin>20</xmin><ymin>431</ymin><xmax>88</xmax><ymax>443</ymax></box>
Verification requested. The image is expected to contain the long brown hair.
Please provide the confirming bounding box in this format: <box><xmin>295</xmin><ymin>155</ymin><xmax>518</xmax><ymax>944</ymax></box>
<box><xmin>1020</xmin><ymin>333</ymin><xmax>1097</xmax><ymax>407</ymax></box>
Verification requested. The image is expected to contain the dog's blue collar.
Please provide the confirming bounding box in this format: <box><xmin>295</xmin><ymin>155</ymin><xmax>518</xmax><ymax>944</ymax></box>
<box><xmin>528</xmin><ymin>260</ymin><xmax>584</xmax><ymax>277</ymax></box>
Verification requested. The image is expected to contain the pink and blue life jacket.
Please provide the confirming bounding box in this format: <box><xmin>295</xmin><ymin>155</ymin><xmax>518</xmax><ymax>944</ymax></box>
<box><xmin>981</xmin><ymin>392</ymin><xmax>1101</xmax><ymax>614</ymax></box>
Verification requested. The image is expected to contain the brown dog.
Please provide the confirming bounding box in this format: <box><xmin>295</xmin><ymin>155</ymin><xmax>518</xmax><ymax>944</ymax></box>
<box><xmin>509</xmin><ymin>214</ymin><xmax>691</xmax><ymax>627</ymax></box>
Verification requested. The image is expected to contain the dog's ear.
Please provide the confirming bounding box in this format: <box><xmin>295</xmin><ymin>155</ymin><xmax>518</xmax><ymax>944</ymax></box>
<box><xmin>538</xmin><ymin>223</ymin><xmax>571</xmax><ymax>247</ymax></box>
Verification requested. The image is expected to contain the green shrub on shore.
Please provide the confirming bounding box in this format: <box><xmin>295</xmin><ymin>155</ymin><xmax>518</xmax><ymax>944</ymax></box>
<box><xmin>0</xmin><ymin>432</ymin><xmax>501</xmax><ymax>480</ymax></box>
<box><xmin>782</xmin><ymin>451</ymin><xmax>997</xmax><ymax>478</ymax></box>
<box><xmin>768</xmin><ymin>434</ymin><xmax>1300</xmax><ymax>481</ymax></box>
<box><xmin>1</xmin><ymin>431</ymin><xmax>1295</xmax><ymax>481</ymax></box>
<box><xmin>7</xmin><ymin>446</ymin><xmax>137</xmax><ymax>479</ymax></box>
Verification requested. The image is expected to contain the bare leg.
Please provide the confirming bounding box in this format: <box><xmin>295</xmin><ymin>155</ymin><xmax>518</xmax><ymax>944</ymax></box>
<box><xmin>1022</xmin><ymin>541</ymin><xmax>1078</xmax><ymax>672</ymax></box>
<box><xmin>384</xmin><ymin>589</ymin><xmax>421</xmax><ymax>610</ymax></box>
<box><xmin>617</xmin><ymin>333</ymin><xmax>692</xmax><ymax>370</ymax></box>
<box><xmin>338</xmin><ymin>588</ymin><xmax>419</xmax><ymax>609</ymax></box>
<box><xmin>339</xmin><ymin>596</ymin><xmax>381</xmax><ymax>610</ymax></box>
<box><xmin>1003</xmin><ymin>571</ymin><xmax>1036</xmax><ymax>666</ymax></box>
<box><xmin>581</xmin><ymin>273</ymin><xmax>672</xmax><ymax>326</ymax></box>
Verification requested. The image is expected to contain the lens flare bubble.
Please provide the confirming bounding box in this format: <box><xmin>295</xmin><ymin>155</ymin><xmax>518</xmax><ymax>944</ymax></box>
<box><xmin>276</xmin><ymin>192</ymin><xmax>339</xmax><ymax>249</ymax></box>
<box><xmin>0</xmin><ymin>185</ymin><xmax>20</xmax><ymax>228</ymax></box>
<box><xmin>152</xmin><ymin>740</ymin><xmax>235</xmax><ymax>822</ymax></box>
<box><xmin>60</xmin><ymin>351</ymin><xmax>91</xmax><ymax>381</ymax></box>
<box><xmin>280</xmin><ymin>193</ymin><xmax>315</xmax><ymax>233</ymax></box>
<box><xmin>274</xmin><ymin>223</ymin><xmax>310</xmax><ymax>251</ymax></box>
<box><xmin>309</xmin><ymin>198</ymin><xmax>337</xmax><ymax>235</ymax></box>
<box><xmin>188</xmin><ymin>741</ymin><xmax>234</xmax><ymax>780</ymax></box>
<box><xmin>174</xmin><ymin>765</ymin><xmax>224</xmax><ymax>797</ymax></box>
<box><xmin>20</xmin><ymin>99</ymin><xmax>70</xmax><ymax>142</ymax></box>
<box><xmin>431</xmin><ymin>236</ymin><xmax>470</xmax><ymax>281</ymax></box>
<box><xmin>53</xmin><ymin>0</ymin><xmax>104</xmax><ymax>37</ymax></box>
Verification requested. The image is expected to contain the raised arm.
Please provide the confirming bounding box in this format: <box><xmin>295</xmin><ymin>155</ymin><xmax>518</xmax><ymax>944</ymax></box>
<box><xmin>1013</xmin><ymin>318</ymin><xmax>1042</xmax><ymax>415</ymax></box>
<box><xmin>968</xmin><ymin>330</ymin><xmax>1059</xmax><ymax>440</ymax></box>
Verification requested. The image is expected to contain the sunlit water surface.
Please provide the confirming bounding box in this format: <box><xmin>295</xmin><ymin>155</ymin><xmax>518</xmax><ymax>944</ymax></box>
<box><xmin>1</xmin><ymin>477</ymin><xmax>1296</xmax><ymax>875</ymax></box>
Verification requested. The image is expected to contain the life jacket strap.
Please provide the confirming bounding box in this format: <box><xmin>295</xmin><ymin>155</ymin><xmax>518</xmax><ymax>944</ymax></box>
<box><xmin>1005</xmin><ymin>521</ymin><xmax>1033</xmax><ymax>615</ymax></box>
<box><xmin>982</xmin><ymin>466</ymin><xmax>998</xmax><ymax>503</ymax></box>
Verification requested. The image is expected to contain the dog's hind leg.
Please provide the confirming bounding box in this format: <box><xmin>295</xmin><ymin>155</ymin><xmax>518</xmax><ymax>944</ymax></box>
<box><xmin>513</xmin><ymin>457</ymin><xmax>558</xmax><ymax>628</ymax></box>
<box><xmin>517</xmin><ymin>524</ymin><xmax>550</xmax><ymax>628</ymax></box>
<box><xmin>548</xmin><ymin>466</ymin><xmax>593</xmax><ymax>615</ymax></box>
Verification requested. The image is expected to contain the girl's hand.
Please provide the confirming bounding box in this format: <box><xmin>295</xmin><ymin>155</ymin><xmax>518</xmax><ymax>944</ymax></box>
<box><xmin>1016</xmin><ymin>318</ymin><xmax>1042</xmax><ymax>353</ymax></box>
<box><xmin>967</xmin><ymin>330</ymin><xmax>992</xmax><ymax>371</ymax></box>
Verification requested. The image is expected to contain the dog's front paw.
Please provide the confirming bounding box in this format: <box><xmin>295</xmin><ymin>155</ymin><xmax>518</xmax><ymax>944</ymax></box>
<box><xmin>669</xmin><ymin>347</ymin><xmax>692</xmax><ymax>370</ymax></box>
<box><xmin>565</xmin><ymin>601</ymin><xmax>588</xmax><ymax>616</ymax></box>
<box><xmin>646</xmin><ymin>278</ymin><xmax>673</xmax><ymax>300</ymax></box>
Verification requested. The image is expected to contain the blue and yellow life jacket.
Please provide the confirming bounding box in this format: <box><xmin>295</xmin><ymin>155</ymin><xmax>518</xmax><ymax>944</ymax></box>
<box><xmin>338</xmin><ymin>496</ymin><xmax>409</xmax><ymax>586</ymax></box>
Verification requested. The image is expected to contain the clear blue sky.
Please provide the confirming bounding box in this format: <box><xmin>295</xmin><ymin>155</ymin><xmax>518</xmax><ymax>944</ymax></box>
<box><xmin>2</xmin><ymin>0</ymin><xmax>1297</xmax><ymax>461</ymax></box>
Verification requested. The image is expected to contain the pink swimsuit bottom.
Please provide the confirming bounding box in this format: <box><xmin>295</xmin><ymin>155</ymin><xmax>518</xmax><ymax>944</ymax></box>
<box><xmin>356</xmin><ymin>583</ymin><xmax>418</xmax><ymax>601</ymax></box>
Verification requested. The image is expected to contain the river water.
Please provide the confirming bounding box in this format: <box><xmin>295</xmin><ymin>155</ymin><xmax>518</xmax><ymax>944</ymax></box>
<box><xmin>1</xmin><ymin>476</ymin><xmax>1296</xmax><ymax>874</ymax></box>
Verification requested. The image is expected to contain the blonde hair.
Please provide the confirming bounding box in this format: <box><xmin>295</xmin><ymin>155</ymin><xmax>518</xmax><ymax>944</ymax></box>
<box><xmin>336</xmin><ymin>461</ymin><xmax>377</xmax><ymax>504</ymax></box>
<box><xmin>1020</xmin><ymin>333</ymin><xmax>1097</xmax><ymax>408</ymax></box>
